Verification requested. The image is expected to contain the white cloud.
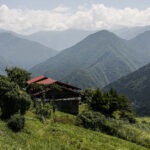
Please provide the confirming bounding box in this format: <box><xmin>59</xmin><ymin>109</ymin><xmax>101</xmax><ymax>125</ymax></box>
<box><xmin>0</xmin><ymin>4</ymin><xmax>150</xmax><ymax>34</ymax></box>
<box><xmin>52</xmin><ymin>5</ymin><xmax>70</xmax><ymax>13</ymax></box>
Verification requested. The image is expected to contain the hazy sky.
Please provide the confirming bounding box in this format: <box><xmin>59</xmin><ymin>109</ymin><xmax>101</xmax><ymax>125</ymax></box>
<box><xmin>0</xmin><ymin>0</ymin><xmax>150</xmax><ymax>34</ymax></box>
<box><xmin>0</xmin><ymin>0</ymin><xmax>150</xmax><ymax>10</ymax></box>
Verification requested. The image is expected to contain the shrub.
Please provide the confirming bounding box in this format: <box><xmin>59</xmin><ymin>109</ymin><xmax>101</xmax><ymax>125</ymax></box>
<box><xmin>0</xmin><ymin>76</ymin><xmax>31</xmax><ymax>119</ymax></box>
<box><xmin>76</xmin><ymin>110</ymin><xmax>120</xmax><ymax>134</ymax></box>
<box><xmin>35</xmin><ymin>103</ymin><xmax>51</xmax><ymax>119</ymax></box>
<box><xmin>76</xmin><ymin>110</ymin><xmax>150</xmax><ymax>148</ymax></box>
<box><xmin>87</xmin><ymin>88</ymin><xmax>136</xmax><ymax>122</ymax></box>
<box><xmin>7</xmin><ymin>114</ymin><xmax>25</xmax><ymax>132</ymax></box>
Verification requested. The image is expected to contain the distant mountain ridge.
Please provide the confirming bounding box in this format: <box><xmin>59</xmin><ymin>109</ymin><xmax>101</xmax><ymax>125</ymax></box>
<box><xmin>103</xmin><ymin>63</ymin><xmax>150</xmax><ymax>116</ymax></box>
<box><xmin>30</xmin><ymin>30</ymin><xmax>142</xmax><ymax>89</ymax></box>
<box><xmin>24</xmin><ymin>29</ymin><xmax>93</xmax><ymax>51</ymax></box>
<box><xmin>113</xmin><ymin>25</ymin><xmax>150</xmax><ymax>40</ymax></box>
<box><xmin>0</xmin><ymin>32</ymin><xmax>58</xmax><ymax>69</ymax></box>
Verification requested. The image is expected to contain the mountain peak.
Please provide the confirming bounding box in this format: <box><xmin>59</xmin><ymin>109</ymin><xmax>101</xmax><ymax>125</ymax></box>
<box><xmin>85</xmin><ymin>30</ymin><xmax>120</xmax><ymax>42</ymax></box>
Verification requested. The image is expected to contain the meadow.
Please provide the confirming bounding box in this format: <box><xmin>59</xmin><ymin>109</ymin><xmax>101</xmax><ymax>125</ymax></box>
<box><xmin>0</xmin><ymin>109</ymin><xmax>150</xmax><ymax>150</ymax></box>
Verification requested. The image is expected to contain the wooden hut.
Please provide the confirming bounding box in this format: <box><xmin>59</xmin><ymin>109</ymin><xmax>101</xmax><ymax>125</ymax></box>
<box><xmin>27</xmin><ymin>76</ymin><xmax>81</xmax><ymax>114</ymax></box>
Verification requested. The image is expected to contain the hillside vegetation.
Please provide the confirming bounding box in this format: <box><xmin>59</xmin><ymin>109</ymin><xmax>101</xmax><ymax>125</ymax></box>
<box><xmin>103</xmin><ymin>63</ymin><xmax>150</xmax><ymax>116</ymax></box>
<box><xmin>0</xmin><ymin>110</ymin><xmax>149</xmax><ymax>150</ymax></box>
<box><xmin>0</xmin><ymin>68</ymin><xmax>150</xmax><ymax>150</ymax></box>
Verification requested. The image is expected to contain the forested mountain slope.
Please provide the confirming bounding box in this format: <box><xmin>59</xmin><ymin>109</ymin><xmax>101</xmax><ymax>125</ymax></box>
<box><xmin>30</xmin><ymin>30</ymin><xmax>139</xmax><ymax>88</ymax></box>
<box><xmin>104</xmin><ymin>63</ymin><xmax>150</xmax><ymax>116</ymax></box>
<box><xmin>30</xmin><ymin>29</ymin><xmax>150</xmax><ymax>89</ymax></box>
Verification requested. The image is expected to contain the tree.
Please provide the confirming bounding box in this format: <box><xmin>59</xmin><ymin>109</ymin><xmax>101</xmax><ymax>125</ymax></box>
<box><xmin>81</xmin><ymin>88</ymin><xmax>95</xmax><ymax>104</ymax></box>
<box><xmin>0</xmin><ymin>76</ymin><xmax>31</xmax><ymax>119</ymax></box>
<box><xmin>89</xmin><ymin>88</ymin><xmax>110</xmax><ymax>115</ymax></box>
<box><xmin>87</xmin><ymin>88</ymin><xmax>135</xmax><ymax>122</ymax></box>
<box><xmin>5</xmin><ymin>67</ymin><xmax>31</xmax><ymax>89</ymax></box>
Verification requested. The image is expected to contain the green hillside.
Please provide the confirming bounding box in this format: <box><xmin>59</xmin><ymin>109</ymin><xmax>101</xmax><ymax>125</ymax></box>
<box><xmin>103</xmin><ymin>63</ymin><xmax>150</xmax><ymax>116</ymax></box>
<box><xmin>30</xmin><ymin>30</ymin><xmax>139</xmax><ymax>89</ymax></box>
<box><xmin>0</xmin><ymin>110</ymin><xmax>149</xmax><ymax>150</ymax></box>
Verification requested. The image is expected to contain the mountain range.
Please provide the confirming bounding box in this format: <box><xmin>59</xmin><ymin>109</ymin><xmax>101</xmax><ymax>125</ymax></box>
<box><xmin>30</xmin><ymin>30</ymin><xmax>142</xmax><ymax>89</ymax></box>
<box><xmin>30</xmin><ymin>29</ymin><xmax>150</xmax><ymax>89</ymax></box>
<box><xmin>1</xmin><ymin>27</ymin><xmax>150</xmax><ymax>90</ymax></box>
<box><xmin>23</xmin><ymin>29</ymin><xmax>93</xmax><ymax>51</ymax></box>
<box><xmin>103</xmin><ymin>62</ymin><xmax>150</xmax><ymax>116</ymax></box>
<box><xmin>1</xmin><ymin>27</ymin><xmax>150</xmax><ymax>115</ymax></box>
<box><xmin>0</xmin><ymin>32</ymin><xmax>58</xmax><ymax>70</ymax></box>
<box><xmin>113</xmin><ymin>25</ymin><xmax>150</xmax><ymax>40</ymax></box>
<box><xmin>21</xmin><ymin>26</ymin><xmax>150</xmax><ymax>51</ymax></box>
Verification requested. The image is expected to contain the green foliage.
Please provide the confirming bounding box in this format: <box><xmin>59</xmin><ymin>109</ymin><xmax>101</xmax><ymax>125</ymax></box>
<box><xmin>6</xmin><ymin>67</ymin><xmax>31</xmax><ymax>89</ymax></box>
<box><xmin>7</xmin><ymin>113</ymin><xmax>25</xmax><ymax>132</ymax></box>
<box><xmin>0</xmin><ymin>111</ymin><xmax>148</xmax><ymax>150</ymax></box>
<box><xmin>81</xmin><ymin>88</ymin><xmax>95</xmax><ymax>103</ymax></box>
<box><xmin>83</xmin><ymin>88</ymin><xmax>135</xmax><ymax>122</ymax></box>
<box><xmin>76</xmin><ymin>110</ymin><xmax>150</xmax><ymax>148</ymax></box>
<box><xmin>104</xmin><ymin>62</ymin><xmax>150</xmax><ymax>116</ymax></box>
<box><xmin>90</xmin><ymin>88</ymin><xmax>110</xmax><ymax>114</ymax></box>
<box><xmin>35</xmin><ymin>103</ymin><xmax>51</xmax><ymax>119</ymax></box>
<box><xmin>0</xmin><ymin>75</ymin><xmax>31</xmax><ymax>119</ymax></box>
<box><xmin>76</xmin><ymin>110</ymin><xmax>106</xmax><ymax>131</ymax></box>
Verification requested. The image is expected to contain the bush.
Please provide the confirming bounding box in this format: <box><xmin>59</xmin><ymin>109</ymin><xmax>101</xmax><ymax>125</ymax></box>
<box><xmin>0</xmin><ymin>76</ymin><xmax>31</xmax><ymax>119</ymax></box>
<box><xmin>7</xmin><ymin>114</ymin><xmax>25</xmax><ymax>132</ymax></box>
<box><xmin>76</xmin><ymin>110</ymin><xmax>106</xmax><ymax>131</ymax></box>
<box><xmin>86</xmin><ymin>88</ymin><xmax>136</xmax><ymax>122</ymax></box>
<box><xmin>35</xmin><ymin>103</ymin><xmax>51</xmax><ymax>119</ymax></box>
<box><xmin>76</xmin><ymin>110</ymin><xmax>150</xmax><ymax>148</ymax></box>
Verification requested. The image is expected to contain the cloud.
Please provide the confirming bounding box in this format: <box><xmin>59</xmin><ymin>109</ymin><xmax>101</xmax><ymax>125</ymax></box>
<box><xmin>0</xmin><ymin>4</ymin><xmax>150</xmax><ymax>34</ymax></box>
<box><xmin>52</xmin><ymin>5</ymin><xmax>70</xmax><ymax>13</ymax></box>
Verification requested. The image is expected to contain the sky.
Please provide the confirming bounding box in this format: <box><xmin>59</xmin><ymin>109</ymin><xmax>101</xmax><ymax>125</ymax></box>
<box><xmin>0</xmin><ymin>0</ymin><xmax>150</xmax><ymax>34</ymax></box>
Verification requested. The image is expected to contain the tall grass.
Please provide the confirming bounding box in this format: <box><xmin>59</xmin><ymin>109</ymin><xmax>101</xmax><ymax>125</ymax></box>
<box><xmin>76</xmin><ymin>110</ymin><xmax>150</xmax><ymax>148</ymax></box>
<box><xmin>0</xmin><ymin>111</ymin><xmax>149</xmax><ymax>150</ymax></box>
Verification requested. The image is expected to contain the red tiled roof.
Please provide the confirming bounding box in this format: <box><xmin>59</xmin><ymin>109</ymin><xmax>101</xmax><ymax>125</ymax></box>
<box><xmin>37</xmin><ymin>78</ymin><xmax>56</xmax><ymax>85</ymax></box>
<box><xmin>27</xmin><ymin>76</ymin><xmax>81</xmax><ymax>90</ymax></box>
<box><xmin>27</xmin><ymin>76</ymin><xmax>46</xmax><ymax>84</ymax></box>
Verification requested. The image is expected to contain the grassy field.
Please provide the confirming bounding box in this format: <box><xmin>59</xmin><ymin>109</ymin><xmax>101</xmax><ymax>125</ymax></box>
<box><xmin>0</xmin><ymin>110</ymin><xmax>149</xmax><ymax>150</ymax></box>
